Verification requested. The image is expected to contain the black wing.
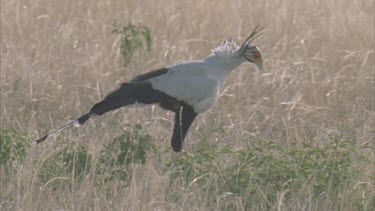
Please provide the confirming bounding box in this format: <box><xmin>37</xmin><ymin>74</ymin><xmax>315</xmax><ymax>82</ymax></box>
<box><xmin>130</xmin><ymin>67</ymin><xmax>169</xmax><ymax>82</ymax></box>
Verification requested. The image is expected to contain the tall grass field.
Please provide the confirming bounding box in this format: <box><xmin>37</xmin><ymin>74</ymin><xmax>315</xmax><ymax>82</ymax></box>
<box><xmin>1</xmin><ymin>0</ymin><xmax>374</xmax><ymax>210</ymax></box>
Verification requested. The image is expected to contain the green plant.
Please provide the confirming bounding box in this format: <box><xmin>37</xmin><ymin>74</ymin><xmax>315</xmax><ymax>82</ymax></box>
<box><xmin>228</xmin><ymin>139</ymin><xmax>366</xmax><ymax>207</ymax></box>
<box><xmin>164</xmin><ymin>141</ymin><xmax>230</xmax><ymax>186</ymax></box>
<box><xmin>37</xmin><ymin>124</ymin><xmax>156</xmax><ymax>189</ymax></box>
<box><xmin>112</xmin><ymin>21</ymin><xmax>152</xmax><ymax>65</ymax></box>
<box><xmin>38</xmin><ymin>144</ymin><xmax>92</xmax><ymax>185</ymax></box>
<box><xmin>163</xmin><ymin>137</ymin><xmax>373</xmax><ymax>209</ymax></box>
<box><xmin>163</xmin><ymin>141</ymin><xmax>233</xmax><ymax>204</ymax></box>
<box><xmin>94</xmin><ymin>124</ymin><xmax>156</xmax><ymax>185</ymax></box>
<box><xmin>0</xmin><ymin>128</ymin><xmax>30</xmax><ymax>180</ymax></box>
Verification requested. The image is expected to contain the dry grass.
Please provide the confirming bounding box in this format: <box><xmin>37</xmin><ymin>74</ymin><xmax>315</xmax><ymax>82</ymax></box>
<box><xmin>1</xmin><ymin>0</ymin><xmax>374</xmax><ymax>210</ymax></box>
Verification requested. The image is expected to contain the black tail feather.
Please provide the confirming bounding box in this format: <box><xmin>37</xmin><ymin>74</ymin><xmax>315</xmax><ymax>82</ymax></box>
<box><xmin>35</xmin><ymin>81</ymin><xmax>176</xmax><ymax>145</ymax></box>
<box><xmin>76</xmin><ymin>113</ymin><xmax>92</xmax><ymax>125</ymax></box>
<box><xmin>35</xmin><ymin>134</ymin><xmax>49</xmax><ymax>144</ymax></box>
<box><xmin>89</xmin><ymin>98</ymin><xmax>136</xmax><ymax>116</ymax></box>
<box><xmin>34</xmin><ymin>120</ymin><xmax>75</xmax><ymax>144</ymax></box>
<box><xmin>87</xmin><ymin>82</ymin><xmax>141</xmax><ymax>116</ymax></box>
<box><xmin>34</xmin><ymin>83</ymin><xmax>136</xmax><ymax>144</ymax></box>
<box><xmin>35</xmin><ymin>113</ymin><xmax>92</xmax><ymax>144</ymax></box>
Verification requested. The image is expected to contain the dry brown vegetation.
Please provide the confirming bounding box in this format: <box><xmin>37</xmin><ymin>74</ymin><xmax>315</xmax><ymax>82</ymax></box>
<box><xmin>1</xmin><ymin>0</ymin><xmax>374</xmax><ymax>210</ymax></box>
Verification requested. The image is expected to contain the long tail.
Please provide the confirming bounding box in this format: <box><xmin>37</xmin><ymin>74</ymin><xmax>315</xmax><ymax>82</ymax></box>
<box><xmin>35</xmin><ymin>113</ymin><xmax>93</xmax><ymax>144</ymax></box>
<box><xmin>35</xmin><ymin>82</ymin><xmax>150</xmax><ymax>144</ymax></box>
<box><xmin>35</xmin><ymin>91</ymin><xmax>136</xmax><ymax>144</ymax></box>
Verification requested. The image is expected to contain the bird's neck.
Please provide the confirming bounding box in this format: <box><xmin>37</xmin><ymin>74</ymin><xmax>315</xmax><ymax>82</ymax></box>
<box><xmin>203</xmin><ymin>54</ymin><xmax>245</xmax><ymax>74</ymax></box>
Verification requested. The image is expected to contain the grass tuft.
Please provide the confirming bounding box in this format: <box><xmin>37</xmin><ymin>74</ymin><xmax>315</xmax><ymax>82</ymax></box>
<box><xmin>0</xmin><ymin>129</ymin><xmax>30</xmax><ymax>180</ymax></box>
<box><xmin>0</xmin><ymin>0</ymin><xmax>373</xmax><ymax>209</ymax></box>
<box><xmin>94</xmin><ymin>124</ymin><xmax>156</xmax><ymax>185</ymax></box>
<box><xmin>112</xmin><ymin>21</ymin><xmax>152</xmax><ymax>65</ymax></box>
<box><xmin>163</xmin><ymin>137</ymin><xmax>373</xmax><ymax>209</ymax></box>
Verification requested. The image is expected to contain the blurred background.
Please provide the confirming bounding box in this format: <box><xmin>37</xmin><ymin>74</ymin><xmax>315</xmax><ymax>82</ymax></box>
<box><xmin>1</xmin><ymin>0</ymin><xmax>374</xmax><ymax>210</ymax></box>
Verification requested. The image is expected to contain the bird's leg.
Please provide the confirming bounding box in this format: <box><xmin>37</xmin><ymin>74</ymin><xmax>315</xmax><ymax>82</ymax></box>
<box><xmin>171</xmin><ymin>105</ymin><xmax>197</xmax><ymax>152</ymax></box>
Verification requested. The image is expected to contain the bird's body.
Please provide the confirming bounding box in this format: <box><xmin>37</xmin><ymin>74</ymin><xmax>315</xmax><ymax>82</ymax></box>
<box><xmin>36</xmin><ymin>26</ymin><xmax>264</xmax><ymax>152</ymax></box>
<box><xmin>149</xmin><ymin>57</ymin><xmax>239</xmax><ymax>113</ymax></box>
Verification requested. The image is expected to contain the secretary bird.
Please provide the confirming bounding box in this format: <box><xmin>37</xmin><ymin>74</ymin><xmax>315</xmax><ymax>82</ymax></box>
<box><xmin>35</xmin><ymin>26</ymin><xmax>263</xmax><ymax>152</ymax></box>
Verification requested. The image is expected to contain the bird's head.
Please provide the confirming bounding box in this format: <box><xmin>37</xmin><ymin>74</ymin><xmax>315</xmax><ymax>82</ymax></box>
<box><xmin>238</xmin><ymin>26</ymin><xmax>264</xmax><ymax>71</ymax></box>
<box><xmin>210</xmin><ymin>26</ymin><xmax>263</xmax><ymax>71</ymax></box>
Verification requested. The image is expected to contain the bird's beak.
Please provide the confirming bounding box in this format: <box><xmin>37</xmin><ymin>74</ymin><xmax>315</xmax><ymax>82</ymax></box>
<box><xmin>254</xmin><ymin>59</ymin><xmax>263</xmax><ymax>71</ymax></box>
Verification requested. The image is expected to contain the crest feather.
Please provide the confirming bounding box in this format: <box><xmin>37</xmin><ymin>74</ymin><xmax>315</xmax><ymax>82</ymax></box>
<box><xmin>212</xmin><ymin>38</ymin><xmax>240</xmax><ymax>57</ymax></box>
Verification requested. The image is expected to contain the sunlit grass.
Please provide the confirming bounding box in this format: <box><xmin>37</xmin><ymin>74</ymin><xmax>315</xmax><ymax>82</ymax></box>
<box><xmin>1</xmin><ymin>0</ymin><xmax>374</xmax><ymax>210</ymax></box>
